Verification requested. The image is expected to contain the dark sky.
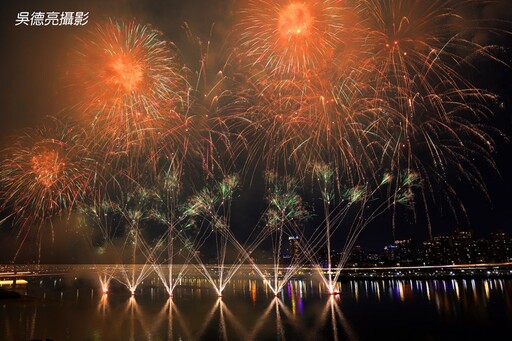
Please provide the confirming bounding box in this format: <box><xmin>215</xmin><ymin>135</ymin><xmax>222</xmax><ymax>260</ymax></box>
<box><xmin>1</xmin><ymin>0</ymin><xmax>512</xmax><ymax>262</ymax></box>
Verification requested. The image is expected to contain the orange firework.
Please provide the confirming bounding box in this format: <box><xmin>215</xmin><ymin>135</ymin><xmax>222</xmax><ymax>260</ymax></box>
<box><xmin>30</xmin><ymin>150</ymin><xmax>63</xmax><ymax>189</ymax></box>
<box><xmin>0</xmin><ymin>118</ymin><xmax>96</xmax><ymax>227</ymax></box>
<box><xmin>237</xmin><ymin>0</ymin><xmax>350</xmax><ymax>78</ymax></box>
<box><xmin>71</xmin><ymin>20</ymin><xmax>187</xmax><ymax>154</ymax></box>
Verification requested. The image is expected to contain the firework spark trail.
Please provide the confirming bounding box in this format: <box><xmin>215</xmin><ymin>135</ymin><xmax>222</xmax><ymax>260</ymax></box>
<box><xmin>291</xmin><ymin>168</ymin><xmax>419</xmax><ymax>292</ymax></box>
<box><xmin>178</xmin><ymin>25</ymin><xmax>252</xmax><ymax>179</ymax></box>
<box><xmin>241</xmin><ymin>76</ymin><xmax>378</xmax><ymax>178</ymax></box>
<box><xmin>185</xmin><ymin>188</ymin><xmax>275</xmax><ymax>295</ymax></box>
<box><xmin>235</xmin><ymin>0</ymin><xmax>504</xmax><ymax>240</ymax></box>
<box><xmin>355</xmin><ymin>0</ymin><xmax>502</xmax><ymax>234</ymax></box>
<box><xmin>148</xmin><ymin>229</ymin><xmax>192</xmax><ymax>296</ymax></box>
<box><xmin>84</xmin><ymin>170</ymin><xmax>161</xmax><ymax>293</ymax></box>
<box><xmin>144</xmin><ymin>166</ymin><xmax>197</xmax><ymax>296</ymax></box>
<box><xmin>260</xmin><ymin>173</ymin><xmax>310</xmax><ymax>294</ymax></box>
<box><xmin>182</xmin><ymin>174</ymin><xmax>250</xmax><ymax>295</ymax></box>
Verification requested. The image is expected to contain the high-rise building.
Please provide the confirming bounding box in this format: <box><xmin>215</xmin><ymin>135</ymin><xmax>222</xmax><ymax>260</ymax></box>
<box><xmin>452</xmin><ymin>229</ymin><xmax>474</xmax><ymax>264</ymax></box>
<box><xmin>423</xmin><ymin>236</ymin><xmax>453</xmax><ymax>265</ymax></box>
<box><xmin>349</xmin><ymin>245</ymin><xmax>366</xmax><ymax>265</ymax></box>
<box><xmin>384</xmin><ymin>244</ymin><xmax>399</xmax><ymax>265</ymax></box>
<box><xmin>472</xmin><ymin>238</ymin><xmax>490</xmax><ymax>263</ymax></box>
<box><xmin>490</xmin><ymin>232</ymin><xmax>512</xmax><ymax>263</ymax></box>
<box><xmin>394</xmin><ymin>239</ymin><xmax>418</xmax><ymax>265</ymax></box>
<box><xmin>366</xmin><ymin>252</ymin><xmax>384</xmax><ymax>266</ymax></box>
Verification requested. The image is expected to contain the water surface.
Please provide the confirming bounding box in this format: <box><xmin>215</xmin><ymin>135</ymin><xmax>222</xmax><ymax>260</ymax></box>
<box><xmin>1</xmin><ymin>265</ymin><xmax>512</xmax><ymax>340</ymax></box>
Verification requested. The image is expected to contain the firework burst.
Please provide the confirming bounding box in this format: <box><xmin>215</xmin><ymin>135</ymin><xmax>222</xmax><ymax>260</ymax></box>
<box><xmin>71</xmin><ymin>20</ymin><xmax>187</xmax><ymax>154</ymax></box>
<box><xmin>0</xmin><ymin>118</ymin><xmax>96</xmax><ymax>227</ymax></box>
<box><xmin>237</xmin><ymin>0</ymin><xmax>351</xmax><ymax>78</ymax></box>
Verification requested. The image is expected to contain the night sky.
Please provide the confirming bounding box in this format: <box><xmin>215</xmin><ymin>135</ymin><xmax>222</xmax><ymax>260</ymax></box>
<box><xmin>1</xmin><ymin>0</ymin><xmax>512</xmax><ymax>262</ymax></box>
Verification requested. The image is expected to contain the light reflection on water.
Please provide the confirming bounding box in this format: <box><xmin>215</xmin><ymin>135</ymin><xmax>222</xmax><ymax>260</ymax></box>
<box><xmin>347</xmin><ymin>278</ymin><xmax>512</xmax><ymax>313</ymax></box>
<box><xmin>1</xmin><ymin>269</ymin><xmax>512</xmax><ymax>340</ymax></box>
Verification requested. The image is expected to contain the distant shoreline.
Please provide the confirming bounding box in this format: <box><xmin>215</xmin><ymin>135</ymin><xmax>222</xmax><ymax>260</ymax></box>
<box><xmin>1</xmin><ymin>262</ymin><xmax>512</xmax><ymax>280</ymax></box>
